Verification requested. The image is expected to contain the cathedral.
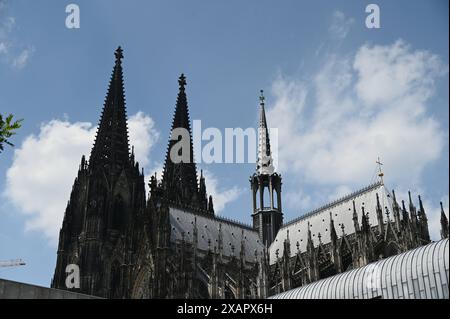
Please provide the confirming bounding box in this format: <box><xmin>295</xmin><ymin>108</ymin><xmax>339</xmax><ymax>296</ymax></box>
<box><xmin>51</xmin><ymin>47</ymin><xmax>449</xmax><ymax>299</ymax></box>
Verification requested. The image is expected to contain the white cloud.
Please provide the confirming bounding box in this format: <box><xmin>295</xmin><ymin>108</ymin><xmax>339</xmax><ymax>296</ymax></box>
<box><xmin>327</xmin><ymin>185</ymin><xmax>353</xmax><ymax>202</ymax></box>
<box><xmin>267</xmin><ymin>40</ymin><xmax>447</xmax><ymax>217</ymax></box>
<box><xmin>203</xmin><ymin>170</ymin><xmax>241</xmax><ymax>213</ymax></box>
<box><xmin>4</xmin><ymin>112</ymin><xmax>158</xmax><ymax>244</ymax></box>
<box><xmin>0</xmin><ymin>1</ymin><xmax>33</xmax><ymax>69</ymax></box>
<box><xmin>128</xmin><ymin>111</ymin><xmax>159</xmax><ymax>169</ymax></box>
<box><xmin>12</xmin><ymin>47</ymin><xmax>34</xmax><ymax>69</ymax></box>
<box><xmin>285</xmin><ymin>189</ymin><xmax>311</xmax><ymax>211</ymax></box>
<box><xmin>0</xmin><ymin>42</ymin><xmax>7</xmax><ymax>54</ymax></box>
<box><xmin>354</xmin><ymin>40</ymin><xmax>446</xmax><ymax>107</ymax></box>
<box><xmin>329</xmin><ymin>10</ymin><xmax>354</xmax><ymax>40</ymax></box>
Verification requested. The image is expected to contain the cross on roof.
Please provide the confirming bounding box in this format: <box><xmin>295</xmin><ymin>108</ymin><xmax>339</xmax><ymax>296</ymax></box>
<box><xmin>376</xmin><ymin>156</ymin><xmax>384</xmax><ymax>184</ymax></box>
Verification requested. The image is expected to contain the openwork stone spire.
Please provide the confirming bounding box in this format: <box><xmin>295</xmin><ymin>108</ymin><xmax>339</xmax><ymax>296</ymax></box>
<box><xmin>256</xmin><ymin>90</ymin><xmax>274</xmax><ymax>175</ymax></box>
<box><xmin>90</xmin><ymin>46</ymin><xmax>130</xmax><ymax>170</ymax></box>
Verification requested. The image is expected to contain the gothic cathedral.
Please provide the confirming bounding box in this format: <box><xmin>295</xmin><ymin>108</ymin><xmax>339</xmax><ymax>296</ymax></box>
<box><xmin>52</xmin><ymin>47</ymin><xmax>449</xmax><ymax>298</ymax></box>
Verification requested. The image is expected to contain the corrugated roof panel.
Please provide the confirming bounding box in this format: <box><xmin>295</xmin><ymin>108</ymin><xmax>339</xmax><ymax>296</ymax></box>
<box><xmin>269</xmin><ymin>239</ymin><xmax>449</xmax><ymax>299</ymax></box>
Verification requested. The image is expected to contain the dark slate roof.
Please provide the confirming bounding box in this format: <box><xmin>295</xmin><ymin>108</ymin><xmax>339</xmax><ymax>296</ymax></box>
<box><xmin>169</xmin><ymin>207</ymin><xmax>264</xmax><ymax>263</ymax></box>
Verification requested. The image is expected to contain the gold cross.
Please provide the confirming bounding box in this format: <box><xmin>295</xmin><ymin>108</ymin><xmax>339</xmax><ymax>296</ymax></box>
<box><xmin>376</xmin><ymin>157</ymin><xmax>384</xmax><ymax>184</ymax></box>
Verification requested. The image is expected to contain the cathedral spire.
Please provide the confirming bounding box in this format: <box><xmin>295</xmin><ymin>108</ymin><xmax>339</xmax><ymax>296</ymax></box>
<box><xmin>392</xmin><ymin>190</ymin><xmax>401</xmax><ymax>232</ymax></box>
<box><xmin>418</xmin><ymin>195</ymin><xmax>427</xmax><ymax>222</ymax></box>
<box><xmin>306</xmin><ymin>222</ymin><xmax>314</xmax><ymax>254</ymax></box>
<box><xmin>329</xmin><ymin>212</ymin><xmax>338</xmax><ymax>244</ymax></box>
<box><xmin>440</xmin><ymin>202</ymin><xmax>449</xmax><ymax>239</ymax></box>
<box><xmin>352</xmin><ymin>200</ymin><xmax>360</xmax><ymax>232</ymax></box>
<box><xmin>408</xmin><ymin>191</ymin><xmax>416</xmax><ymax>217</ymax></box>
<box><xmin>161</xmin><ymin>74</ymin><xmax>202</xmax><ymax>209</ymax></box>
<box><xmin>256</xmin><ymin>90</ymin><xmax>274</xmax><ymax>175</ymax></box>
<box><xmin>376</xmin><ymin>193</ymin><xmax>384</xmax><ymax>234</ymax></box>
<box><xmin>418</xmin><ymin>195</ymin><xmax>430</xmax><ymax>242</ymax></box>
<box><xmin>90</xmin><ymin>46</ymin><xmax>130</xmax><ymax>170</ymax></box>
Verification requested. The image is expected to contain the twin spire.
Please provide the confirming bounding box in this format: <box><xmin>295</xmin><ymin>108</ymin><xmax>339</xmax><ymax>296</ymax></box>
<box><xmin>161</xmin><ymin>73</ymin><xmax>213</xmax><ymax>212</ymax></box>
<box><xmin>90</xmin><ymin>46</ymin><xmax>130</xmax><ymax>170</ymax></box>
<box><xmin>88</xmin><ymin>47</ymin><xmax>277</xmax><ymax>212</ymax></box>
<box><xmin>88</xmin><ymin>48</ymin><xmax>212</xmax><ymax>212</ymax></box>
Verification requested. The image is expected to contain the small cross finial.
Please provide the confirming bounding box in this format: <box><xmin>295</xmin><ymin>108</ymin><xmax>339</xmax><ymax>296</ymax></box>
<box><xmin>115</xmin><ymin>46</ymin><xmax>123</xmax><ymax>61</ymax></box>
<box><xmin>259</xmin><ymin>89</ymin><xmax>265</xmax><ymax>105</ymax></box>
<box><xmin>178</xmin><ymin>73</ymin><xmax>187</xmax><ymax>89</ymax></box>
<box><xmin>376</xmin><ymin>156</ymin><xmax>384</xmax><ymax>184</ymax></box>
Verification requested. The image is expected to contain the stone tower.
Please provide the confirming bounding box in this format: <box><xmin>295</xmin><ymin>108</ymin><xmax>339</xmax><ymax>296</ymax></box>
<box><xmin>51</xmin><ymin>47</ymin><xmax>146</xmax><ymax>298</ymax></box>
<box><xmin>250</xmin><ymin>90</ymin><xmax>283</xmax><ymax>246</ymax></box>
<box><xmin>159</xmin><ymin>74</ymin><xmax>213</xmax><ymax>213</ymax></box>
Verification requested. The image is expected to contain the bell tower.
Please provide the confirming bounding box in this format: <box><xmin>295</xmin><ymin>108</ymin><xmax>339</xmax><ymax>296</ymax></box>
<box><xmin>250</xmin><ymin>90</ymin><xmax>283</xmax><ymax>246</ymax></box>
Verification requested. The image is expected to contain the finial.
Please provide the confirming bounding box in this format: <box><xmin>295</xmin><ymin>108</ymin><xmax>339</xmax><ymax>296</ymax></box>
<box><xmin>259</xmin><ymin>89</ymin><xmax>265</xmax><ymax>105</ymax></box>
<box><xmin>178</xmin><ymin>73</ymin><xmax>187</xmax><ymax>89</ymax></box>
<box><xmin>376</xmin><ymin>157</ymin><xmax>384</xmax><ymax>184</ymax></box>
<box><xmin>115</xmin><ymin>46</ymin><xmax>124</xmax><ymax>61</ymax></box>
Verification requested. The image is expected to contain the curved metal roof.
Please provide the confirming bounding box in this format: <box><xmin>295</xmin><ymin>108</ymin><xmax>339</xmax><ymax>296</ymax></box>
<box><xmin>270</xmin><ymin>239</ymin><xmax>449</xmax><ymax>299</ymax></box>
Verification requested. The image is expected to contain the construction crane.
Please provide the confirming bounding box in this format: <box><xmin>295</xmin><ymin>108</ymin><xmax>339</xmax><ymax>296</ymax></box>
<box><xmin>0</xmin><ymin>259</ymin><xmax>26</xmax><ymax>268</ymax></box>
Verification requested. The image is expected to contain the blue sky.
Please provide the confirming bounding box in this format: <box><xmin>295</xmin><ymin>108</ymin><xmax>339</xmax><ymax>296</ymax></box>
<box><xmin>0</xmin><ymin>0</ymin><xmax>448</xmax><ymax>287</ymax></box>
